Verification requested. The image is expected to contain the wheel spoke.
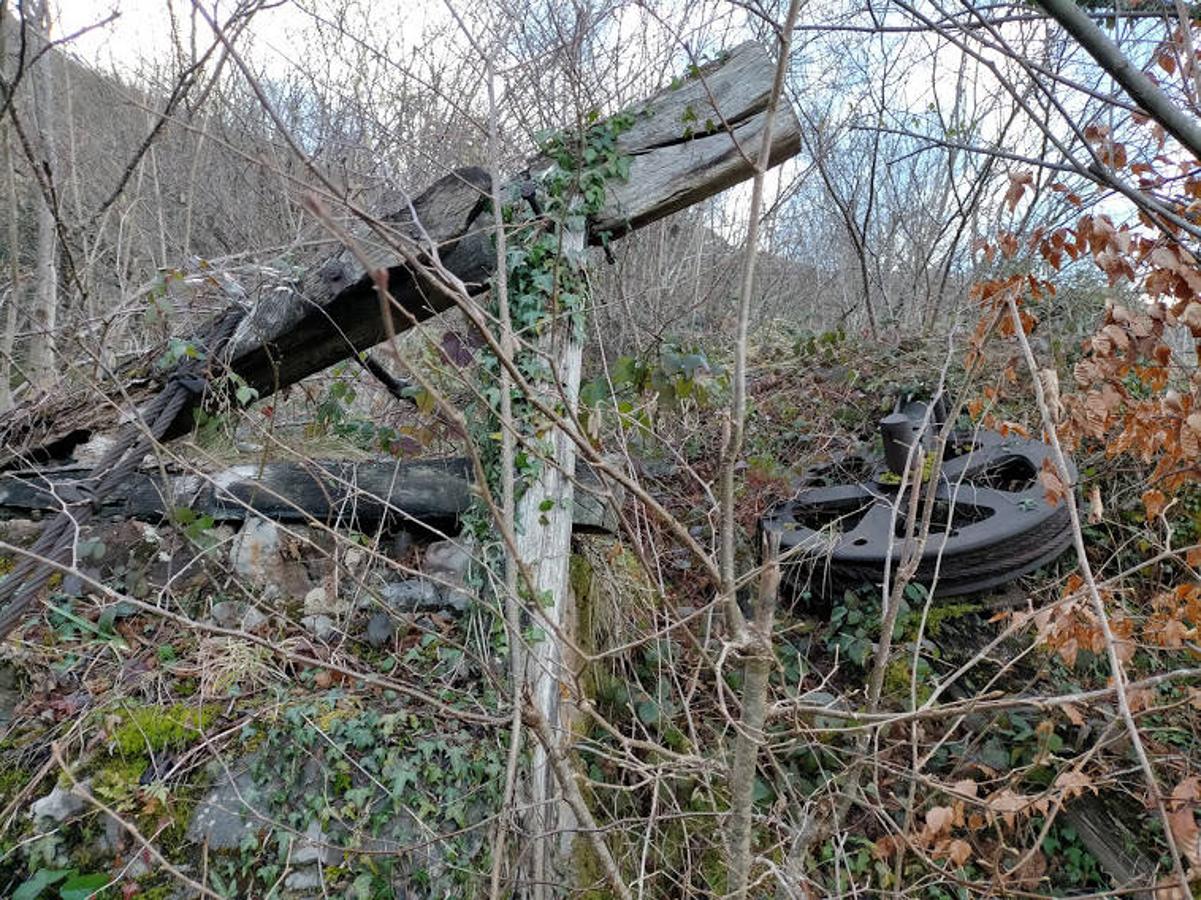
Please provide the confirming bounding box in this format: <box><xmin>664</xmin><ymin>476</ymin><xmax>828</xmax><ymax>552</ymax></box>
<box><xmin>837</xmin><ymin>502</ymin><xmax>895</xmax><ymax>548</ymax></box>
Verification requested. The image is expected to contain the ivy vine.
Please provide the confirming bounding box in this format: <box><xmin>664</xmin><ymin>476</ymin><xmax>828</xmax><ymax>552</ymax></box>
<box><xmin>469</xmin><ymin>110</ymin><xmax>635</xmax><ymax>520</ymax></box>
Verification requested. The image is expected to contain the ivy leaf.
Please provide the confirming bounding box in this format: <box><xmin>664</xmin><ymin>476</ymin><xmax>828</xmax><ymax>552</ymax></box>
<box><xmin>13</xmin><ymin>868</ymin><xmax>72</xmax><ymax>900</ymax></box>
<box><xmin>60</xmin><ymin>872</ymin><xmax>112</xmax><ymax>900</ymax></box>
<box><xmin>636</xmin><ymin>699</ymin><xmax>660</xmax><ymax>725</ymax></box>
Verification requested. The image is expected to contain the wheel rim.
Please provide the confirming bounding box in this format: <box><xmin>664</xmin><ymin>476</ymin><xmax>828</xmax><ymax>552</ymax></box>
<box><xmin>761</xmin><ymin>427</ymin><xmax>1076</xmax><ymax>599</ymax></box>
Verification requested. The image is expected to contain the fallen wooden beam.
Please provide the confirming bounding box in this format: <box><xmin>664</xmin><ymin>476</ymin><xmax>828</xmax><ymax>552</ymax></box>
<box><xmin>0</xmin><ymin>458</ymin><xmax>618</xmax><ymax>533</ymax></box>
<box><xmin>0</xmin><ymin>41</ymin><xmax>801</xmax><ymax>468</ymax></box>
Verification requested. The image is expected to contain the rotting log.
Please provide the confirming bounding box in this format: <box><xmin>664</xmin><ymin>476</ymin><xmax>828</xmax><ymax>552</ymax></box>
<box><xmin>0</xmin><ymin>458</ymin><xmax>618</xmax><ymax>533</ymax></box>
<box><xmin>0</xmin><ymin>41</ymin><xmax>801</xmax><ymax>469</ymax></box>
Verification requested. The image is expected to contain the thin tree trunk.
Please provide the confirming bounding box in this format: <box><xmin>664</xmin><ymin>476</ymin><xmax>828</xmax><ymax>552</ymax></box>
<box><xmin>728</xmin><ymin>533</ymin><xmax>782</xmax><ymax>898</ymax></box>
<box><xmin>25</xmin><ymin>0</ymin><xmax>57</xmax><ymax>389</ymax></box>
<box><xmin>0</xmin><ymin>14</ymin><xmax>17</xmax><ymax>413</ymax></box>
<box><xmin>1036</xmin><ymin>0</ymin><xmax>1201</xmax><ymax>161</ymax></box>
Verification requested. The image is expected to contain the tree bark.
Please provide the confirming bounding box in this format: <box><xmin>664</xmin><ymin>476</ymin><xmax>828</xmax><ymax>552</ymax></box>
<box><xmin>517</xmin><ymin>229</ymin><xmax>586</xmax><ymax>898</ymax></box>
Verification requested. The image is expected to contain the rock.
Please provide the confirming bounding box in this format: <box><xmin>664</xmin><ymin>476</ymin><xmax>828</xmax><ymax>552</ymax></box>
<box><xmin>293</xmin><ymin>821</ymin><xmax>339</xmax><ymax>865</ymax></box>
<box><xmin>422</xmin><ymin>538</ymin><xmax>471</xmax><ymax>586</ymax></box>
<box><xmin>381</xmin><ymin>579</ymin><xmax>440</xmax><ymax>609</ymax></box>
<box><xmin>343</xmin><ymin>547</ymin><xmax>368</xmax><ymax>577</ymax></box>
<box><xmin>301</xmin><ymin>615</ymin><xmax>335</xmax><ymax>642</ymax></box>
<box><xmin>284</xmin><ymin>867</ymin><xmax>323</xmax><ymax>891</ymax></box>
<box><xmin>187</xmin><ymin>763</ymin><xmax>262</xmax><ymax>851</ymax></box>
<box><xmin>30</xmin><ymin>783</ymin><xmax>87</xmax><ymax>823</ymax></box>
<box><xmin>441</xmin><ymin>588</ymin><xmax>472</xmax><ymax>614</ymax></box>
<box><xmin>304</xmin><ymin>586</ymin><xmax>328</xmax><ymax>614</ymax></box>
<box><xmin>365</xmin><ymin>612</ymin><xmax>394</xmax><ymax>647</ymax></box>
<box><xmin>380</xmin><ymin>578</ymin><xmax>472</xmax><ymax>615</ymax></box>
<box><xmin>241</xmin><ymin>606</ymin><xmax>268</xmax><ymax>631</ymax></box>
<box><xmin>229</xmin><ymin>518</ymin><xmax>313</xmax><ymax>595</ymax></box>
<box><xmin>211</xmin><ymin>601</ymin><xmax>267</xmax><ymax>631</ymax></box>
<box><xmin>304</xmin><ymin>585</ymin><xmax>349</xmax><ymax>616</ymax></box>
<box><xmin>211</xmin><ymin>601</ymin><xmax>243</xmax><ymax>628</ymax></box>
<box><xmin>96</xmin><ymin>812</ymin><xmax>125</xmax><ymax>855</ymax></box>
<box><xmin>230</xmin><ymin>518</ymin><xmax>282</xmax><ymax>586</ymax></box>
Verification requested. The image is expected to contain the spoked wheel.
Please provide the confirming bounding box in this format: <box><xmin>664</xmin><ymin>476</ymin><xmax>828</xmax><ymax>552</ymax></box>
<box><xmin>761</xmin><ymin>428</ymin><xmax>1076</xmax><ymax>602</ymax></box>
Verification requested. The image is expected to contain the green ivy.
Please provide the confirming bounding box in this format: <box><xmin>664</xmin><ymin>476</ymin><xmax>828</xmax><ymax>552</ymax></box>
<box><xmin>470</xmin><ymin>111</ymin><xmax>635</xmax><ymax>521</ymax></box>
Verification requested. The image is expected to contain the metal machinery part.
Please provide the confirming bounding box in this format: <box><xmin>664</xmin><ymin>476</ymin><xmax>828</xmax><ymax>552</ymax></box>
<box><xmin>761</xmin><ymin>396</ymin><xmax>1076</xmax><ymax>602</ymax></box>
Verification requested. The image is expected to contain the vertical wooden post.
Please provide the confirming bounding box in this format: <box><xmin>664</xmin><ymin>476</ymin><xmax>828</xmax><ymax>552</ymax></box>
<box><xmin>516</xmin><ymin>229</ymin><xmax>586</xmax><ymax>897</ymax></box>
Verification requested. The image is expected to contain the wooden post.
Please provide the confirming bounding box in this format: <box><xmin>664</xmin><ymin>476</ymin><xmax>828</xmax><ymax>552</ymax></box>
<box><xmin>515</xmin><ymin>225</ymin><xmax>586</xmax><ymax>895</ymax></box>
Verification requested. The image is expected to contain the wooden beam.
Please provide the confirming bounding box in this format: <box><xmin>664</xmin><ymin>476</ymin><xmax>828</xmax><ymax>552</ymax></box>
<box><xmin>0</xmin><ymin>458</ymin><xmax>618</xmax><ymax>533</ymax></box>
<box><xmin>0</xmin><ymin>41</ymin><xmax>800</xmax><ymax>468</ymax></box>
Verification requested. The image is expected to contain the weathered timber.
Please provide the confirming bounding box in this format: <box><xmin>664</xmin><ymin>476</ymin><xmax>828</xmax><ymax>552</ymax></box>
<box><xmin>0</xmin><ymin>41</ymin><xmax>801</xmax><ymax>469</ymax></box>
<box><xmin>1062</xmin><ymin>794</ymin><xmax>1155</xmax><ymax>898</ymax></box>
<box><xmin>0</xmin><ymin>458</ymin><xmax>617</xmax><ymax>533</ymax></box>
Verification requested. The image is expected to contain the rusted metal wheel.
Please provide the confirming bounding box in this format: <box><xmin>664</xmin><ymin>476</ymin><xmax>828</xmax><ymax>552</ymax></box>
<box><xmin>762</xmin><ymin>426</ymin><xmax>1076</xmax><ymax>603</ymax></box>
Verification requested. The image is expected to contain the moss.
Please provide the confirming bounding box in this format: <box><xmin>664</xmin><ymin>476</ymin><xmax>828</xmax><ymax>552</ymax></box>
<box><xmin>883</xmin><ymin>658</ymin><xmax>935</xmax><ymax>706</ymax></box>
<box><xmin>570</xmin><ymin>834</ymin><xmax>608</xmax><ymax>898</ymax></box>
<box><xmin>0</xmin><ymin>765</ymin><xmax>30</xmax><ymax>806</ymax></box>
<box><xmin>108</xmin><ymin>703</ymin><xmax>219</xmax><ymax>756</ymax></box>
<box><xmin>0</xmin><ymin>556</ymin><xmax>13</xmax><ymax>576</ymax></box>
<box><xmin>878</xmin><ymin>451</ymin><xmax>937</xmax><ymax>485</ymax></box>
<box><xmin>93</xmin><ymin>755</ymin><xmax>147</xmax><ymax>805</ymax></box>
<box><xmin>920</xmin><ymin>601</ymin><xmax>980</xmax><ymax>636</ymax></box>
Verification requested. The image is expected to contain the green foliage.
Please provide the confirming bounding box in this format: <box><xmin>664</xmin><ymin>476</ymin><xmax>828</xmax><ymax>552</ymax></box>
<box><xmin>229</xmin><ymin>697</ymin><xmax>509</xmax><ymax>896</ymax></box>
<box><xmin>469</xmin><ymin>111</ymin><xmax>635</xmax><ymax>523</ymax></box>
<box><xmin>578</xmin><ymin>342</ymin><xmax>728</xmax><ymax>438</ymax></box>
<box><xmin>13</xmin><ymin>868</ymin><xmax>110</xmax><ymax>900</ymax></box>
<box><xmin>156</xmin><ymin>337</ymin><xmax>202</xmax><ymax>370</ymax></box>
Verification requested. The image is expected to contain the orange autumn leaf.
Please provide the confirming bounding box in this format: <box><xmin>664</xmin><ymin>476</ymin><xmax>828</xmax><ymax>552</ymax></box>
<box><xmin>1006</xmin><ymin>171</ymin><xmax>1034</xmax><ymax>212</ymax></box>
<box><xmin>945</xmin><ymin>838</ymin><xmax>973</xmax><ymax>867</ymax></box>
<box><xmin>1143</xmin><ymin>488</ymin><xmax>1168</xmax><ymax>521</ymax></box>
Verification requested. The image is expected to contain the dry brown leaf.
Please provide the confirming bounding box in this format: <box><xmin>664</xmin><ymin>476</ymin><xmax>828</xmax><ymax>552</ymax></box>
<box><xmin>1055</xmin><ymin>769</ymin><xmax>1094</xmax><ymax>800</ymax></box>
<box><xmin>1061</xmin><ymin>703</ymin><xmax>1085</xmax><ymax>726</ymax></box>
<box><xmin>945</xmin><ymin>838</ymin><xmax>973</xmax><ymax>867</ymax></box>
<box><xmin>1006</xmin><ymin>171</ymin><xmax>1033</xmax><ymax>211</ymax></box>
<box><xmin>872</xmin><ymin>834</ymin><xmax>901</xmax><ymax>860</ymax></box>
<box><xmin>1143</xmin><ymin>488</ymin><xmax>1168</xmax><ymax>521</ymax></box>
<box><xmin>1087</xmin><ymin>485</ymin><xmax>1104</xmax><ymax>524</ymax></box>
<box><xmin>1169</xmin><ymin>777</ymin><xmax>1201</xmax><ymax>868</ymax></box>
<box><xmin>1181</xmin><ymin>302</ymin><xmax>1201</xmax><ymax>332</ymax></box>
<box><xmin>925</xmin><ymin>805</ymin><xmax>955</xmax><ymax>838</ymax></box>
<box><xmin>986</xmin><ymin>789</ymin><xmax>1031</xmax><ymax>828</ymax></box>
<box><xmin>952</xmin><ymin>779</ymin><xmax>979</xmax><ymax>799</ymax></box>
